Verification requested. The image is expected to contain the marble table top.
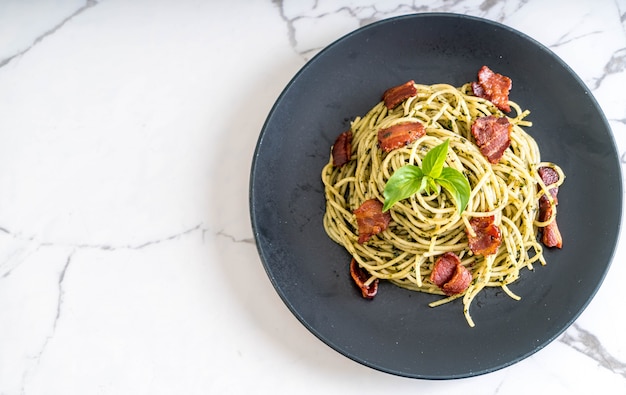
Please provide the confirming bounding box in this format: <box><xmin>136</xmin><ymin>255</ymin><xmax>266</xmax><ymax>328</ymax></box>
<box><xmin>0</xmin><ymin>0</ymin><xmax>624</xmax><ymax>394</ymax></box>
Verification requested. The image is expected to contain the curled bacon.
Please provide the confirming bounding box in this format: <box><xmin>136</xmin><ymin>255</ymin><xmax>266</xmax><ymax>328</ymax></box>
<box><xmin>444</xmin><ymin>264</ymin><xmax>473</xmax><ymax>295</ymax></box>
<box><xmin>430</xmin><ymin>252</ymin><xmax>459</xmax><ymax>287</ymax></box>
<box><xmin>429</xmin><ymin>252</ymin><xmax>472</xmax><ymax>296</ymax></box>
<box><xmin>471</xmin><ymin>65</ymin><xmax>512</xmax><ymax>112</ymax></box>
<box><xmin>378</xmin><ymin>122</ymin><xmax>425</xmax><ymax>152</ymax></box>
<box><xmin>353</xmin><ymin>199</ymin><xmax>391</xmax><ymax>244</ymax></box>
<box><xmin>350</xmin><ymin>258</ymin><xmax>378</xmax><ymax>299</ymax></box>
<box><xmin>382</xmin><ymin>80</ymin><xmax>417</xmax><ymax>110</ymax></box>
<box><xmin>538</xmin><ymin>167</ymin><xmax>563</xmax><ymax>248</ymax></box>
<box><xmin>466</xmin><ymin>216</ymin><xmax>502</xmax><ymax>256</ymax></box>
<box><xmin>332</xmin><ymin>130</ymin><xmax>353</xmax><ymax>167</ymax></box>
<box><xmin>471</xmin><ymin>115</ymin><xmax>511</xmax><ymax>164</ymax></box>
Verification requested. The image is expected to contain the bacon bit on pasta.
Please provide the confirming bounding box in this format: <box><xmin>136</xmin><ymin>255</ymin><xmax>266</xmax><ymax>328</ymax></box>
<box><xmin>541</xmin><ymin>221</ymin><xmax>562</xmax><ymax>249</ymax></box>
<box><xmin>538</xmin><ymin>167</ymin><xmax>563</xmax><ymax>248</ymax></box>
<box><xmin>378</xmin><ymin>122</ymin><xmax>425</xmax><ymax>152</ymax></box>
<box><xmin>350</xmin><ymin>258</ymin><xmax>379</xmax><ymax>299</ymax></box>
<box><xmin>430</xmin><ymin>252</ymin><xmax>459</xmax><ymax>287</ymax></box>
<box><xmin>471</xmin><ymin>115</ymin><xmax>511</xmax><ymax>163</ymax></box>
<box><xmin>382</xmin><ymin>80</ymin><xmax>417</xmax><ymax>109</ymax></box>
<box><xmin>353</xmin><ymin>199</ymin><xmax>391</xmax><ymax>244</ymax></box>
<box><xmin>444</xmin><ymin>264</ymin><xmax>473</xmax><ymax>295</ymax></box>
<box><xmin>430</xmin><ymin>252</ymin><xmax>472</xmax><ymax>295</ymax></box>
<box><xmin>466</xmin><ymin>216</ymin><xmax>502</xmax><ymax>256</ymax></box>
<box><xmin>332</xmin><ymin>130</ymin><xmax>353</xmax><ymax>167</ymax></box>
<box><xmin>471</xmin><ymin>65</ymin><xmax>512</xmax><ymax>112</ymax></box>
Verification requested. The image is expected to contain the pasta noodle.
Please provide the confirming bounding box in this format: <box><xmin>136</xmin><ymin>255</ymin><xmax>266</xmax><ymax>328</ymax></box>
<box><xmin>321</xmin><ymin>82</ymin><xmax>564</xmax><ymax>327</ymax></box>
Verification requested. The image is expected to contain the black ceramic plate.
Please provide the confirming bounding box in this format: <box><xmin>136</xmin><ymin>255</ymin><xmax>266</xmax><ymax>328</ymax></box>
<box><xmin>249</xmin><ymin>13</ymin><xmax>621</xmax><ymax>379</ymax></box>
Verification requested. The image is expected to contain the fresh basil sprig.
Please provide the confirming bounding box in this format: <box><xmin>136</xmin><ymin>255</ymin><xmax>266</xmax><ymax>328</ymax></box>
<box><xmin>382</xmin><ymin>139</ymin><xmax>470</xmax><ymax>213</ymax></box>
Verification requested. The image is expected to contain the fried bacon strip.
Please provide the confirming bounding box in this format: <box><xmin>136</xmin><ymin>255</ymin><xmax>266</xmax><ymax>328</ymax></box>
<box><xmin>350</xmin><ymin>258</ymin><xmax>378</xmax><ymax>299</ymax></box>
<box><xmin>382</xmin><ymin>80</ymin><xmax>417</xmax><ymax>110</ymax></box>
<box><xmin>538</xmin><ymin>166</ymin><xmax>563</xmax><ymax>248</ymax></box>
<box><xmin>332</xmin><ymin>130</ymin><xmax>353</xmax><ymax>167</ymax></box>
<box><xmin>353</xmin><ymin>199</ymin><xmax>391</xmax><ymax>244</ymax></box>
<box><xmin>471</xmin><ymin>65</ymin><xmax>512</xmax><ymax>112</ymax></box>
<box><xmin>471</xmin><ymin>115</ymin><xmax>511</xmax><ymax>164</ymax></box>
<box><xmin>466</xmin><ymin>216</ymin><xmax>502</xmax><ymax>256</ymax></box>
<box><xmin>378</xmin><ymin>122</ymin><xmax>425</xmax><ymax>152</ymax></box>
<box><xmin>429</xmin><ymin>252</ymin><xmax>472</xmax><ymax>296</ymax></box>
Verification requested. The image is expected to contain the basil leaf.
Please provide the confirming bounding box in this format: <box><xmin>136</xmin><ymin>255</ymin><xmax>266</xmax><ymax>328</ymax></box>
<box><xmin>421</xmin><ymin>139</ymin><xmax>449</xmax><ymax>178</ymax></box>
<box><xmin>425</xmin><ymin>176</ymin><xmax>439</xmax><ymax>195</ymax></box>
<box><xmin>381</xmin><ymin>139</ymin><xmax>471</xmax><ymax>213</ymax></box>
<box><xmin>436</xmin><ymin>167</ymin><xmax>471</xmax><ymax>214</ymax></box>
<box><xmin>382</xmin><ymin>165</ymin><xmax>424</xmax><ymax>211</ymax></box>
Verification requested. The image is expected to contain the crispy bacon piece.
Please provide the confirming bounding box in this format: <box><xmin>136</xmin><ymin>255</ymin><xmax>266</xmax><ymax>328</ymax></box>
<box><xmin>378</xmin><ymin>122</ymin><xmax>425</xmax><ymax>152</ymax></box>
<box><xmin>471</xmin><ymin>115</ymin><xmax>511</xmax><ymax>164</ymax></box>
<box><xmin>466</xmin><ymin>216</ymin><xmax>502</xmax><ymax>256</ymax></box>
<box><xmin>429</xmin><ymin>252</ymin><xmax>472</xmax><ymax>295</ymax></box>
<box><xmin>541</xmin><ymin>221</ymin><xmax>562</xmax><ymax>249</ymax></box>
<box><xmin>444</xmin><ymin>264</ymin><xmax>473</xmax><ymax>295</ymax></box>
<box><xmin>350</xmin><ymin>258</ymin><xmax>378</xmax><ymax>299</ymax></box>
<box><xmin>538</xmin><ymin>167</ymin><xmax>563</xmax><ymax>248</ymax></box>
<box><xmin>332</xmin><ymin>130</ymin><xmax>353</xmax><ymax>167</ymax></box>
<box><xmin>382</xmin><ymin>80</ymin><xmax>417</xmax><ymax>109</ymax></box>
<box><xmin>430</xmin><ymin>252</ymin><xmax>460</xmax><ymax>287</ymax></box>
<box><xmin>538</xmin><ymin>167</ymin><xmax>559</xmax><ymax>204</ymax></box>
<box><xmin>471</xmin><ymin>65</ymin><xmax>512</xmax><ymax>112</ymax></box>
<box><xmin>353</xmin><ymin>199</ymin><xmax>391</xmax><ymax>244</ymax></box>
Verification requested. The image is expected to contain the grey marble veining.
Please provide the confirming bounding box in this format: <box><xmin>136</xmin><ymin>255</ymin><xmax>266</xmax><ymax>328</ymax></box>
<box><xmin>0</xmin><ymin>0</ymin><xmax>624</xmax><ymax>393</ymax></box>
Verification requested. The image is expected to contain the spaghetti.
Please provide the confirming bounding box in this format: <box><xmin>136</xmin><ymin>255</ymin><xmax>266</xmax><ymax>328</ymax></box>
<box><xmin>321</xmin><ymin>80</ymin><xmax>564</xmax><ymax>327</ymax></box>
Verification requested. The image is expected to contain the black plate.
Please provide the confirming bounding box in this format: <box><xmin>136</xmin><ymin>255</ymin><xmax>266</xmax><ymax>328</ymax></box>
<box><xmin>249</xmin><ymin>13</ymin><xmax>621</xmax><ymax>379</ymax></box>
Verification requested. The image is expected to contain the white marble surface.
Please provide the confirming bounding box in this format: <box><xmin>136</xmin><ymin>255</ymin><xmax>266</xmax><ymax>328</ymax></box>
<box><xmin>0</xmin><ymin>0</ymin><xmax>625</xmax><ymax>393</ymax></box>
